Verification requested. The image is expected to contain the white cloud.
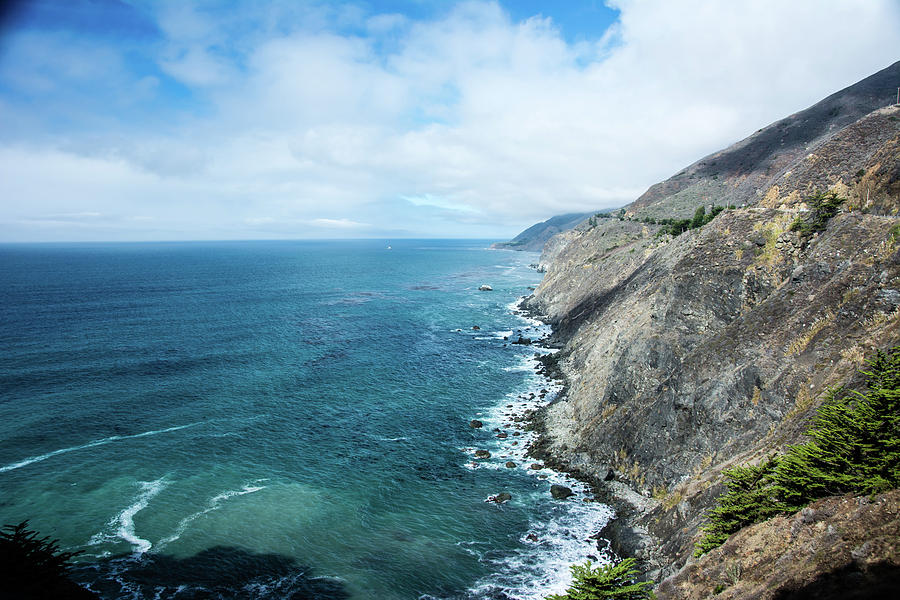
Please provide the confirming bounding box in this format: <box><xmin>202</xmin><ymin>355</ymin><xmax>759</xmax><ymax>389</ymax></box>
<box><xmin>310</xmin><ymin>218</ymin><xmax>370</xmax><ymax>229</ymax></box>
<box><xmin>2</xmin><ymin>0</ymin><xmax>900</xmax><ymax>241</ymax></box>
<box><xmin>403</xmin><ymin>194</ymin><xmax>480</xmax><ymax>213</ymax></box>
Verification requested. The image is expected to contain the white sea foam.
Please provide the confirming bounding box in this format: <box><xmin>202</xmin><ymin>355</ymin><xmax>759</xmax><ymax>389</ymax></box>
<box><xmin>469</xmin><ymin>501</ymin><xmax>615</xmax><ymax>599</ymax></box>
<box><xmin>0</xmin><ymin>422</ymin><xmax>204</xmax><ymax>473</ymax></box>
<box><xmin>458</xmin><ymin>297</ymin><xmax>614</xmax><ymax>599</ymax></box>
<box><xmin>90</xmin><ymin>478</ymin><xmax>168</xmax><ymax>555</ymax></box>
<box><xmin>156</xmin><ymin>481</ymin><xmax>268</xmax><ymax>550</ymax></box>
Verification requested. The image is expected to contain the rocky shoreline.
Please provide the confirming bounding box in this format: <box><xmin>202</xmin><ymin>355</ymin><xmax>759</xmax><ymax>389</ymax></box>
<box><xmin>516</xmin><ymin>298</ymin><xmax>665</xmax><ymax>578</ymax></box>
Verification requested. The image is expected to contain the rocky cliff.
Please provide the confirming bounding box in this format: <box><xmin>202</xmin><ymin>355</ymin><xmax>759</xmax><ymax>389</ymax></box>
<box><xmin>522</xmin><ymin>60</ymin><xmax>900</xmax><ymax>593</ymax></box>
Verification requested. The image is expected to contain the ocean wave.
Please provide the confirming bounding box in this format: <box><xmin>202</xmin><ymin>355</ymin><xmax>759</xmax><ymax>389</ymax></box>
<box><xmin>89</xmin><ymin>478</ymin><xmax>168</xmax><ymax>555</ymax></box>
<box><xmin>456</xmin><ymin>299</ymin><xmax>612</xmax><ymax>599</ymax></box>
<box><xmin>0</xmin><ymin>422</ymin><xmax>205</xmax><ymax>474</ymax></box>
<box><xmin>468</xmin><ymin>501</ymin><xmax>614</xmax><ymax>600</ymax></box>
<box><xmin>156</xmin><ymin>480</ymin><xmax>268</xmax><ymax>550</ymax></box>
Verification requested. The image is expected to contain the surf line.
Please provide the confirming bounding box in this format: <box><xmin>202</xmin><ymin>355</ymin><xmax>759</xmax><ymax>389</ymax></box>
<box><xmin>155</xmin><ymin>480</ymin><xmax>268</xmax><ymax>551</ymax></box>
<box><xmin>0</xmin><ymin>422</ymin><xmax>206</xmax><ymax>474</ymax></box>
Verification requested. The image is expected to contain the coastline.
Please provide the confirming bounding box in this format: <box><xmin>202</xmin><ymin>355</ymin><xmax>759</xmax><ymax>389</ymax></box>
<box><xmin>458</xmin><ymin>297</ymin><xmax>619</xmax><ymax>600</ymax></box>
<box><xmin>515</xmin><ymin>295</ymin><xmax>664</xmax><ymax>580</ymax></box>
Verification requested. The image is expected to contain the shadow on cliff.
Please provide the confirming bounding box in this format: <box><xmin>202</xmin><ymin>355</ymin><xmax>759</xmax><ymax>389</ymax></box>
<box><xmin>72</xmin><ymin>545</ymin><xmax>350</xmax><ymax>600</ymax></box>
<box><xmin>772</xmin><ymin>560</ymin><xmax>900</xmax><ymax>600</ymax></box>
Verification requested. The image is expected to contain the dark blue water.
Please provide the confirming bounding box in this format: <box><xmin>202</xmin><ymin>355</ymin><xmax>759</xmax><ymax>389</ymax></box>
<box><xmin>0</xmin><ymin>240</ymin><xmax>611</xmax><ymax>599</ymax></box>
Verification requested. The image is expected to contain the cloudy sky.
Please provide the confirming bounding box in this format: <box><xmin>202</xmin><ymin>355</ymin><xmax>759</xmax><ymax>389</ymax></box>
<box><xmin>1</xmin><ymin>1</ymin><xmax>898</xmax><ymax>242</ymax></box>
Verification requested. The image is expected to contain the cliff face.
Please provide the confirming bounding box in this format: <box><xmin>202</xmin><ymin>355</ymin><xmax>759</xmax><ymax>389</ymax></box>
<box><xmin>524</xmin><ymin>62</ymin><xmax>900</xmax><ymax>586</ymax></box>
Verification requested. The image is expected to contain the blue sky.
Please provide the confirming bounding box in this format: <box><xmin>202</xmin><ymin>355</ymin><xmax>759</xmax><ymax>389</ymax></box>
<box><xmin>1</xmin><ymin>1</ymin><xmax>898</xmax><ymax>242</ymax></box>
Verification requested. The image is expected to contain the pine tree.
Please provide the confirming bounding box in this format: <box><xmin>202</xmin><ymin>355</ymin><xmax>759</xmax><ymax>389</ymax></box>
<box><xmin>694</xmin><ymin>458</ymin><xmax>784</xmax><ymax>556</ymax></box>
<box><xmin>696</xmin><ymin>347</ymin><xmax>900</xmax><ymax>556</ymax></box>
<box><xmin>547</xmin><ymin>558</ymin><xmax>655</xmax><ymax>600</ymax></box>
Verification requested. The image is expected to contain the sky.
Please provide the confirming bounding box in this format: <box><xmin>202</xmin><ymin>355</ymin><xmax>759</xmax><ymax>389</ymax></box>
<box><xmin>1</xmin><ymin>1</ymin><xmax>899</xmax><ymax>242</ymax></box>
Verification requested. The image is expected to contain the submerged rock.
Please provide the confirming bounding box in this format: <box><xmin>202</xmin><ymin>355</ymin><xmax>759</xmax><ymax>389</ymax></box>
<box><xmin>478</xmin><ymin>285</ymin><xmax>493</xmax><ymax>291</ymax></box>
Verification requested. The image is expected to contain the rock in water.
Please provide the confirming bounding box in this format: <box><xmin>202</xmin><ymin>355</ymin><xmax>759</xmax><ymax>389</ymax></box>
<box><xmin>478</xmin><ymin>285</ymin><xmax>493</xmax><ymax>291</ymax></box>
<box><xmin>474</xmin><ymin>450</ymin><xmax>491</xmax><ymax>459</ymax></box>
<box><xmin>489</xmin><ymin>492</ymin><xmax>511</xmax><ymax>503</ymax></box>
<box><xmin>505</xmin><ymin>461</ymin><xmax>517</xmax><ymax>468</ymax></box>
<box><xmin>550</xmin><ymin>484</ymin><xmax>574</xmax><ymax>499</ymax></box>
<box><xmin>469</xmin><ymin>419</ymin><xmax>483</xmax><ymax>429</ymax></box>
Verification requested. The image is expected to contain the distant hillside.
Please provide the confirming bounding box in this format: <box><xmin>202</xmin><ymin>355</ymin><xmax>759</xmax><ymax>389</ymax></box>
<box><xmin>492</xmin><ymin>212</ymin><xmax>594</xmax><ymax>252</ymax></box>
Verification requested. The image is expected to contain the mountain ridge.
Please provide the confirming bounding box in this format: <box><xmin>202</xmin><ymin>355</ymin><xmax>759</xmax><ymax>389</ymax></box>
<box><xmin>492</xmin><ymin>212</ymin><xmax>597</xmax><ymax>252</ymax></box>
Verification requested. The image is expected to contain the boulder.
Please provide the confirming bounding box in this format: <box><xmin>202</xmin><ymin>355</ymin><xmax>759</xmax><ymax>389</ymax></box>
<box><xmin>505</xmin><ymin>461</ymin><xmax>517</xmax><ymax>468</ymax></box>
<box><xmin>469</xmin><ymin>419</ymin><xmax>483</xmax><ymax>429</ymax></box>
<box><xmin>474</xmin><ymin>450</ymin><xmax>491</xmax><ymax>459</ymax></box>
<box><xmin>550</xmin><ymin>484</ymin><xmax>574</xmax><ymax>500</ymax></box>
<box><xmin>489</xmin><ymin>492</ymin><xmax>512</xmax><ymax>503</ymax></box>
<box><xmin>512</xmin><ymin>337</ymin><xmax>532</xmax><ymax>345</ymax></box>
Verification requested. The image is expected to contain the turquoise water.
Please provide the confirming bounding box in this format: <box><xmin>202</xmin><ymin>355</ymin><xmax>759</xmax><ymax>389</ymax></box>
<box><xmin>0</xmin><ymin>240</ymin><xmax>611</xmax><ymax>599</ymax></box>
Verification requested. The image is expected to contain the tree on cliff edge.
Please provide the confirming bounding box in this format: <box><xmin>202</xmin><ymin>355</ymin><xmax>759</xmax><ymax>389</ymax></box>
<box><xmin>0</xmin><ymin>521</ymin><xmax>97</xmax><ymax>599</ymax></box>
<box><xmin>696</xmin><ymin>346</ymin><xmax>900</xmax><ymax>556</ymax></box>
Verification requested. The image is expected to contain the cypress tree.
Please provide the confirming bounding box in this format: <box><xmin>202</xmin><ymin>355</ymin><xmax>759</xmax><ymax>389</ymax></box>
<box><xmin>694</xmin><ymin>458</ymin><xmax>784</xmax><ymax>556</ymax></box>
<box><xmin>546</xmin><ymin>558</ymin><xmax>655</xmax><ymax>600</ymax></box>
<box><xmin>696</xmin><ymin>347</ymin><xmax>900</xmax><ymax>555</ymax></box>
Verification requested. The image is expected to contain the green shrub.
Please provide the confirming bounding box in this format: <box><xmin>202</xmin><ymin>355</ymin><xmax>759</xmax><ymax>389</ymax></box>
<box><xmin>691</xmin><ymin>206</ymin><xmax>707</xmax><ymax>229</ymax></box>
<box><xmin>696</xmin><ymin>347</ymin><xmax>900</xmax><ymax>555</ymax></box>
<box><xmin>547</xmin><ymin>558</ymin><xmax>655</xmax><ymax>600</ymax></box>
<box><xmin>789</xmin><ymin>191</ymin><xmax>844</xmax><ymax>238</ymax></box>
<box><xmin>657</xmin><ymin>205</ymin><xmax>726</xmax><ymax>238</ymax></box>
<box><xmin>888</xmin><ymin>222</ymin><xmax>900</xmax><ymax>243</ymax></box>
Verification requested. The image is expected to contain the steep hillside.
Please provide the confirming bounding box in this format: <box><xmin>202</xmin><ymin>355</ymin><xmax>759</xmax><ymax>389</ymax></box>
<box><xmin>626</xmin><ymin>60</ymin><xmax>900</xmax><ymax>220</ymax></box>
<box><xmin>492</xmin><ymin>212</ymin><xmax>595</xmax><ymax>252</ymax></box>
<box><xmin>523</xmin><ymin>62</ymin><xmax>900</xmax><ymax>588</ymax></box>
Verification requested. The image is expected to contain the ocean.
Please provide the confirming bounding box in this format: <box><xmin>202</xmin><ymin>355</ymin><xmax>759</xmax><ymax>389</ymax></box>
<box><xmin>0</xmin><ymin>239</ymin><xmax>612</xmax><ymax>600</ymax></box>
